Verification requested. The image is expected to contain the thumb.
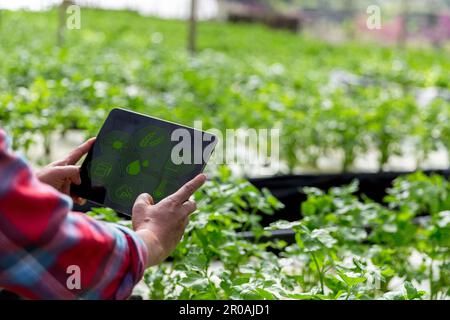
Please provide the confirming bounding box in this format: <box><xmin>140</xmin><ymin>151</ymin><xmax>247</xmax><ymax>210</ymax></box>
<box><xmin>134</xmin><ymin>193</ymin><xmax>155</xmax><ymax>207</ymax></box>
<box><xmin>132</xmin><ymin>193</ymin><xmax>155</xmax><ymax>231</ymax></box>
<box><xmin>54</xmin><ymin>166</ymin><xmax>82</xmax><ymax>185</ymax></box>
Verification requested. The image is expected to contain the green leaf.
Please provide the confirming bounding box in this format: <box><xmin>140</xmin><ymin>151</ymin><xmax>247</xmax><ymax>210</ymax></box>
<box><xmin>311</xmin><ymin>228</ymin><xmax>337</xmax><ymax>248</ymax></box>
<box><xmin>266</xmin><ymin>220</ymin><xmax>302</xmax><ymax>231</ymax></box>
<box><xmin>404</xmin><ymin>282</ymin><xmax>425</xmax><ymax>300</ymax></box>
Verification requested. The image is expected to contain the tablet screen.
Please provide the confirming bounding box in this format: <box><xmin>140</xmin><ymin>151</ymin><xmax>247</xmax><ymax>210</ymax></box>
<box><xmin>72</xmin><ymin>108</ymin><xmax>217</xmax><ymax>216</ymax></box>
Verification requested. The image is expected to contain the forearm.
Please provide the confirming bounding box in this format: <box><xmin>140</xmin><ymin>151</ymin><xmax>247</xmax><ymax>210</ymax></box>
<box><xmin>0</xmin><ymin>128</ymin><xmax>147</xmax><ymax>299</ymax></box>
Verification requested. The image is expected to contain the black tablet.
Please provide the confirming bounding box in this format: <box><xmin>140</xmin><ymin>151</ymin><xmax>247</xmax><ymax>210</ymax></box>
<box><xmin>72</xmin><ymin>108</ymin><xmax>217</xmax><ymax>216</ymax></box>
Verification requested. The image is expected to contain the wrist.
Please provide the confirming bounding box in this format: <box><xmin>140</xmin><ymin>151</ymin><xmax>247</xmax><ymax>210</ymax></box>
<box><xmin>135</xmin><ymin>228</ymin><xmax>165</xmax><ymax>268</ymax></box>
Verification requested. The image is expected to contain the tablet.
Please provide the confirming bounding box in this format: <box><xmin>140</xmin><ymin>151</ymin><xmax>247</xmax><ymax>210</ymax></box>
<box><xmin>72</xmin><ymin>108</ymin><xmax>217</xmax><ymax>216</ymax></box>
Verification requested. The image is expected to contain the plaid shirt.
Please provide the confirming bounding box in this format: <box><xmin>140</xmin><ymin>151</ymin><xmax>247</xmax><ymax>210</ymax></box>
<box><xmin>0</xmin><ymin>129</ymin><xmax>148</xmax><ymax>299</ymax></box>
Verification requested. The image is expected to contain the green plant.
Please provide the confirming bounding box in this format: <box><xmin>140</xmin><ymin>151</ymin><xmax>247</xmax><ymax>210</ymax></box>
<box><xmin>1</xmin><ymin>9</ymin><xmax>449</xmax><ymax>172</ymax></box>
<box><xmin>88</xmin><ymin>170</ymin><xmax>449</xmax><ymax>300</ymax></box>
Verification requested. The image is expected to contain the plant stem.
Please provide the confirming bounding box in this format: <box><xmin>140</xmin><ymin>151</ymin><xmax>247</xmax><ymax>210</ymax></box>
<box><xmin>429</xmin><ymin>259</ymin><xmax>434</xmax><ymax>300</ymax></box>
<box><xmin>311</xmin><ymin>253</ymin><xmax>324</xmax><ymax>293</ymax></box>
<box><xmin>346</xmin><ymin>287</ymin><xmax>351</xmax><ymax>300</ymax></box>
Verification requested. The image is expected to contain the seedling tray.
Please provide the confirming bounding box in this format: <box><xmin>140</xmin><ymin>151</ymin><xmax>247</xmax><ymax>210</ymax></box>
<box><xmin>248</xmin><ymin>169</ymin><xmax>450</xmax><ymax>226</ymax></box>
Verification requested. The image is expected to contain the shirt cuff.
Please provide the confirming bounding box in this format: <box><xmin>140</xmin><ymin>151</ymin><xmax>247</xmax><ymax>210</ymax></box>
<box><xmin>114</xmin><ymin>224</ymin><xmax>149</xmax><ymax>285</ymax></box>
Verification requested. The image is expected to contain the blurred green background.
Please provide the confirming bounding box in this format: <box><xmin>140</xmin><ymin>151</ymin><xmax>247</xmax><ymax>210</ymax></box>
<box><xmin>0</xmin><ymin>0</ymin><xmax>449</xmax><ymax>175</ymax></box>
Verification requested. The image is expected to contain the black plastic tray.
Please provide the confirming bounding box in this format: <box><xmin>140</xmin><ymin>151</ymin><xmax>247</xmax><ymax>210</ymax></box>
<box><xmin>248</xmin><ymin>169</ymin><xmax>450</xmax><ymax>226</ymax></box>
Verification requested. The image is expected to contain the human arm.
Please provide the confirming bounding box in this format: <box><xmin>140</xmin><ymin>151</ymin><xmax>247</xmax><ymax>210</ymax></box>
<box><xmin>0</xmin><ymin>130</ymin><xmax>147</xmax><ymax>299</ymax></box>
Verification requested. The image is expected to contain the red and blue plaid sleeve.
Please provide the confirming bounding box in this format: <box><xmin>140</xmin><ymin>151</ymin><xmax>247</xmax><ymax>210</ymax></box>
<box><xmin>0</xmin><ymin>129</ymin><xmax>148</xmax><ymax>299</ymax></box>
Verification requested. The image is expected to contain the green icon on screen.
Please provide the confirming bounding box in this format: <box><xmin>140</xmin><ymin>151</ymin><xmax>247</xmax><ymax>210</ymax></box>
<box><xmin>126</xmin><ymin>159</ymin><xmax>151</xmax><ymax>175</ymax></box>
<box><xmin>154</xmin><ymin>180</ymin><xmax>168</xmax><ymax>199</ymax></box>
<box><xmin>101</xmin><ymin>130</ymin><xmax>131</xmax><ymax>154</ymax></box>
<box><xmin>139</xmin><ymin>131</ymin><xmax>164</xmax><ymax>148</ymax></box>
<box><xmin>116</xmin><ymin>185</ymin><xmax>133</xmax><ymax>201</ymax></box>
<box><xmin>126</xmin><ymin>160</ymin><xmax>141</xmax><ymax>175</ymax></box>
<box><xmin>139</xmin><ymin>131</ymin><xmax>156</xmax><ymax>147</ymax></box>
<box><xmin>113</xmin><ymin>140</ymin><xmax>124</xmax><ymax>150</ymax></box>
<box><xmin>92</xmin><ymin>162</ymin><xmax>112</xmax><ymax>179</ymax></box>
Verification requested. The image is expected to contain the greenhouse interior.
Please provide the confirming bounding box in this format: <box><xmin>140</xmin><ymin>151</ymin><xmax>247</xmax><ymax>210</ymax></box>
<box><xmin>0</xmin><ymin>0</ymin><xmax>449</xmax><ymax>305</ymax></box>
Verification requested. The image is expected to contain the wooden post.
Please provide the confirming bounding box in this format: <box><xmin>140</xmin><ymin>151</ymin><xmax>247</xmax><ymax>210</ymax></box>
<box><xmin>398</xmin><ymin>0</ymin><xmax>408</xmax><ymax>47</ymax></box>
<box><xmin>57</xmin><ymin>0</ymin><xmax>71</xmax><ymax>46</ymax></box>
<box><xmin>188</xmin><ymin>0</ymin><xmax>198</xmax><ymax>54</ymax></box>
<box><xmin>344</xmin><ymin>0</ymin><xmax>356</xmax><ymax>40</ymax></box>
